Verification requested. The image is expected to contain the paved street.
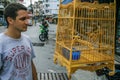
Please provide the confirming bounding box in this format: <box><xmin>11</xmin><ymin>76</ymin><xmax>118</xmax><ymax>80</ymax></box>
<box><xmin>24</xmin><ymin>23</ymin><xmax>69</xmax><ymax>79</ymax></box>
<box><xmin>22</xmin><ymin>23</ymin><xmax>108</xmax><ymax>80</ymax></box>
<box><xmin>0</xmin><ymin>24</ymin><xmax>107</xmax><ymax>80</ymax></box>
<box><xmin>0</xmin><ymin>24</ymin><xmax>109</xmax><ymax>80</ymax></box>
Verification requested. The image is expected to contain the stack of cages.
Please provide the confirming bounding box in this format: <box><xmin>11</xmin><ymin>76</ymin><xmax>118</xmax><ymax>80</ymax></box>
<box><xmin>54</xmin><ymin>0</ymin><xmax>116</xmax><ymax>79</ymax></box>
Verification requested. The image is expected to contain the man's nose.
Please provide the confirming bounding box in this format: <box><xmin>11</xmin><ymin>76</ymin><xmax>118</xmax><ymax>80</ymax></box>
<box><xmin>25</xmin><ymin>19</ymin><xmax>29</xmax><ymax>25</ymax></box>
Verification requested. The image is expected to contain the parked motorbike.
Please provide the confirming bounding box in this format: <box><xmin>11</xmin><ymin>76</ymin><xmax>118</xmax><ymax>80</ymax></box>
<box><xmin>39</xmin><ymin>24</ymin><xmax>49</xmax><ymax>42</ymax></box>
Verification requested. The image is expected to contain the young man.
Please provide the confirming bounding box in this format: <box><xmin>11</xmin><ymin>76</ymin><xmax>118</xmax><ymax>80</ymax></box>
<box><xmin>0</xmin><ymin>3</ymin><xmax>38</xmax><ymax>80</ymax></box>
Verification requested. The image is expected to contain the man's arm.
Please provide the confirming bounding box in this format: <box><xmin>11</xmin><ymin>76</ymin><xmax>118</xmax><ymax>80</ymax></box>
<box><xmin>32</xmin><ymin>61</ymin><xmax>38</xmax><ymax>80</ymax></box>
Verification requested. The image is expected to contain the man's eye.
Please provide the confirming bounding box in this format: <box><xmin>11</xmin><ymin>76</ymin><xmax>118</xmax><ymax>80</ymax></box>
<box><xmin>20</xmin><ymin>17</ymin><xmax>26</xmax><ymax>21</ymax></box>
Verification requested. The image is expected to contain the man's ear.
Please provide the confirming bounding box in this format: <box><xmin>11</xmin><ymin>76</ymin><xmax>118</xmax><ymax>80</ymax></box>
<box><xmin>7</xmin><ymin>17</ymin><xmax>14</xmax><ymax>25</ymax></box>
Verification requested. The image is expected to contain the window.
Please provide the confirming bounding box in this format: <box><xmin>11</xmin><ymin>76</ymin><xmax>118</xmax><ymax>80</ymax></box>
<box><xmin>46</xmin><ymin>10</ymin><xmax>49</xmax><ymax>13</ymax></box>
<box><xmin>46</xmin><ymin>4</ymin><xmax>50</xmax><ymax>7</ymax></box>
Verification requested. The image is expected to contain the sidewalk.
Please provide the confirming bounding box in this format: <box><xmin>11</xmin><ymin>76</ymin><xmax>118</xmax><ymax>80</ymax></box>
<box><xmin>0</xmin><ymin>24</ymin><xmax>106</xmax><ymax>80</ymax></box>
<box><xmin>0</xmin><ymin>24</ymin><xmax>108</xmax><ymax>80</ymax></box>
<box><xmin>26</xmin><ymin>23</ymin><xmax>108</xmax><ymax>80</ymax></box>
<box><xmin>0</xmin><ymin>25</ymin><xmax>68</xmax><ymax>80</ymax></box>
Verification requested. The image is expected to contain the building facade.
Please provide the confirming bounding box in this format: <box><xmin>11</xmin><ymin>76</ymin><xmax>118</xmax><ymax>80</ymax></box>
<box><xmin>42</xmin><ymin>0</ymin><xmax>59</xmax><ymax>16</ymax></box>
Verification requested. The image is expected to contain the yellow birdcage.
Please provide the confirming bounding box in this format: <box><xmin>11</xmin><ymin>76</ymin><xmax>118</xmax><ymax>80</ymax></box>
<box><xmin>54</xmin><ymin>0</ymin><xmax>116</xmax><ymax>79</ymax></box>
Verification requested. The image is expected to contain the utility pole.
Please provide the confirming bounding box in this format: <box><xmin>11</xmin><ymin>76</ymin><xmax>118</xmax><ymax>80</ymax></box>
<box><xmin>30</xmin><ymin>0</ymin><xmax>34</xmax><ymax>25</ymax></box>
<box><xmin>30</xmin><ymin>0</ymin><xmax>32</xmax><ymax>5</ymax></box>
<box><xmin>30</xmin><ymin>0</ymin><xmax>33</xmax><ymax>13</ymax></box>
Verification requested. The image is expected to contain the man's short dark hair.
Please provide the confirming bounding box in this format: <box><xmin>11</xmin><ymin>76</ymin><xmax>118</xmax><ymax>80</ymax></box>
<box><xmin>4</xmin><ymin>3</ymin><xmax>27</xmax><ymax>26</ymax></box>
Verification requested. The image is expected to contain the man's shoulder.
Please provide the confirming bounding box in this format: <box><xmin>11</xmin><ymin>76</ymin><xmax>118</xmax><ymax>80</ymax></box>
<box><xmin>22</xmin><ymin>34</ymin><xmax>29</xmax><ymax>38</ymax></box>
<box><xmin>0</xmin><ymin>33</ymin><xmax>5</xmax><ymax>44</ymax></box>
<box><xmin>21</xmin><ymin>34</ymin><xmax>31</xmax><ymax>41</ymax></box>
<box><xmin>0</xmin><ymin>33</ymin><xmax>4</xmax><ymax>39</ymax></box>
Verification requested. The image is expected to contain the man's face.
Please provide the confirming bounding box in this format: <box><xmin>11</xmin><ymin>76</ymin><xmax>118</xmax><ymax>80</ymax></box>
<box><xmin>12</xmin><ymin>10</ymin><xmax>30</xmax><ymax>32</ymax></box>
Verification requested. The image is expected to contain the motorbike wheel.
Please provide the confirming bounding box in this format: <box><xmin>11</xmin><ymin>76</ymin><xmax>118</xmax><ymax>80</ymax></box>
<box><xmin>39</xmin><ymin>34</ymin><xmax>46</xmax><ymax>42</ymax></box>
